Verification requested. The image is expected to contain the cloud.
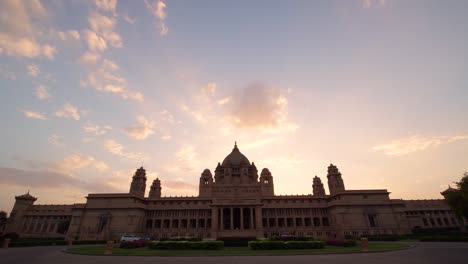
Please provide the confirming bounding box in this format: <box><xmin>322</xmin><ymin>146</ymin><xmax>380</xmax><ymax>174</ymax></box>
<box><xmin>0</xmin><ymin>1</ymin><xmax>56</xmax><ymax>60</ymax></box>
<box><xmin>88</xmin><ymin>12</ymin><xmax>122</xmax><ymax>48</ymax></box>
<box><xmin>83</xmin><ymin>122</ymin><xmax>112</xmax><ymax>135</ymax></box>
<box><xmin>79</xmin><ymin>51</ymin><xmax>101</xmax><ymax>64</ymax></box>
<box><xmin>201</xmin><ymin>82</ymin><xmax>217</xmax><ymax>97</ymax></box>
<box><xmin>55</xmin><ymin>102</ymin><xmax>80</xmax><ymax>120</ymax></box>
<box><xmin>0</xmin><ymin>166</ymin><xmax>119</xmax><ymax>193</ymax></box>
<box><xmin>164</xmin><ymin>177</ymin><xmax>197</xmax><ymax>191</ymax></box>
<box><xmin>124</xmin><ymin>115</ymin><xmax>155</xmax><ymax>140</ymax></box>
<box><xmin>0</xmin><ymin>167</ymin><xmax>78</xmax><ymax>189</ymax></box>
<box><xmin>160</xmin><ymin>135</ymin><xmax>172</xmax><ymax>141</ymax></box>
<box><xmin>241</xmin><ymin>138</ymin><xmax>279</xmax><ymax>150</ymax></box>
<box><xmin>48</xmin><ymin>153</ymin><xmax>109</xmax><ymax>173</ymax></box>
<box><xmin>95</xmin><ymin>0</ymin><xmax>117</xmax><ymax>15</ymax></box>
<box><xmin>50</xmin><ymin>29</ymin><xmax>80</xmax><ymax>41</ymax></box>
<box><xmin>181</xmin><ymin>104</ymin><xmax>206</xmax><ymax>122</ymax></box>
<box><xmin>48</xmin><ymin>134</ymin><xmax>64</xmax><ymax>147</ymax></box>
<box><xmin>166</xmin><ymin>145</ymin><xmax>199</xmax><ymax>173</ymax></box>
<box><xmin>84</xmin><ymin>29</ymin><xmax>107</xmax><ymax>52</ymax></box>
<box><xmin>27</xmin><ymin>64</ymin><xmax>40</xmax><ymax>77</ymax></box>
<box><xmin>35</xmin><ymin>85</ymin><xmax>51</xmax><ymax>100</ymax></box>
<box><xmin>81</xmin><ymin>59</ymin><xmax>144</xmax><ymax>101</ymax></box>
<box><xmin>22</xmin><ymin>110</ymin><xmax>46</xmax><ymax>120</ymax></box>
<box><xmin>224</xmin><ymin>82</ymin><xmax>298</xmax><ymax>133</ymax></box>
<box><xmin>103</xmin><ymin>139</ymin><xmax>149</xmax><ymax>161</ymax></box>
<box><xmin>259</xmin><ymin>153</ymin><xmax>304</xmax><ymax>169</ymax></box>
<box><xmin>218</xmin><ymin>97</ymin><xmax>231</xmax><ymax>105</ymax></box>
<box><xmin>122</xmin><ymin>14</ymin><xmax>136</xmax><ymax>24</ymax></box>
<box><xmin>144</xmin><ymin>0</ymin><xmax>169</xmax><ymax>36</ymax></box>
<box><xmin>372</xmin><ymin>134</ymin><xmax>468</xmax><ymax>156</ymax></box>
<box><xmin>0</xmin><ymin>65</ymin><xmax>17</xmax><ymax>80</ymax></box>
<box><xmin>362</xmin><ymin>0</ymin><xmax>386</xmax><ymax>9</ymax></box>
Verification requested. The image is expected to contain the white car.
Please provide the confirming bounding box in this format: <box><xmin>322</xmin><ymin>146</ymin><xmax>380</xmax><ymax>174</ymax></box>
<box><xmin>120</xmin><ymin>235</ymin><xmax>141</xmax><ymax>242</ymax></box>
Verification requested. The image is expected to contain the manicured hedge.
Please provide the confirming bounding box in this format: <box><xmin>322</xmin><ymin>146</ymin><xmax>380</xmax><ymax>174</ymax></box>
<box><xmin>268</xmin><ymin>236</ymin><xmax>316</xmax><ymax>241</ymax></box>
<box><xmin>160</xmin><ymin>237</ymin><xmax>202</xmax><ymax>242</ymax></box>
<box><xmin>248</xmin><ymin>240</ymin><xmax>325</xmax><ymax>250</ymax></box>
<box><xmin>7</xmin><ymin>239</ymin><xmax>106</xmax><ymax>247</ymax></box>
<box><xmin>147</xmin><ymin>240</ymin><xmax>224</xmax><ymax>250</ymax></box>
<box><xmin>366</xmin><ymin>235</ymin><xmax>403</xmax><ymax>241</ymax></box>
<box><xmin>325</xmin><ymin>240</ymin><xmax>357</xmax><ymax>247</ymax></box>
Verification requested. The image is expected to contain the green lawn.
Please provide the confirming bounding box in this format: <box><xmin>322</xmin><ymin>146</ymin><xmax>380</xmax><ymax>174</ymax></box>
<box><xmin>67</xmin><ymin>243</ymin><xmax>409</xmax><ymax>256</ymax></box>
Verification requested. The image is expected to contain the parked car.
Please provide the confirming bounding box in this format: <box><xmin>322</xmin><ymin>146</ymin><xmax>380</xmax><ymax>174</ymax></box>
<box><xmin>120</xmin><ymin>235</ymin><xmax>141</xmax><ymax>242</ymax></box>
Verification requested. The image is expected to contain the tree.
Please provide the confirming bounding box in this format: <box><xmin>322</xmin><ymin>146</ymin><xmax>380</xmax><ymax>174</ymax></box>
<box><xmin>444</xmin><ymin>172</ymin><xmax>468</xmax><ymax>221</ymax></box>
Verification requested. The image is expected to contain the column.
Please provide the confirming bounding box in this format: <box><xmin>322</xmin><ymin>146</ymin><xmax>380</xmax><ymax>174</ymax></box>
<box><xmin>211</xmin><ymin>208</ymin><xmax>218</xmax><ymax>232</ymax></box>
<box><xmin>220</xmin><ymin>208</ymin><xmax>224</xmax><ymax>230</ymax></box>
<box><xmin>240</xmin><ymin>208</ymin><xmax>244</xmax><ymax>230</ymax></box>
<box><xmin>230</xmin><ymin>207</ymin><xmax>234</xmax><ymax>230</ymax></box>
<box><xmin>255</xmin><ymin>206</ymin><xmax>264</xmax><ymax>238</ymax></box>
<box><xmin>250</xmin><ymin>208</ymin><xmax>254</xmax><ymax>230</ymax></box>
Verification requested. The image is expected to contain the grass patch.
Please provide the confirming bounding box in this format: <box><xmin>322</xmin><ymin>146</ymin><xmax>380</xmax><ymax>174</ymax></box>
<box><xmin>67</xmin><ymin>243</ymin><xmax>409</xmax><ymax>256</ymax></box>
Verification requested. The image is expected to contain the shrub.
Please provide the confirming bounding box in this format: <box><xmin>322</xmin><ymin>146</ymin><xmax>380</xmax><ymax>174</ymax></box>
<box><xmin>7</xmin><ymin>239</ymin><xmax>106</xmax><ymax>247</ymax></box>
<box><xmin>147</xmin><ymin>240</ymin><xmax>224</xmax><ymax>250</ymax></box>
<box><xmin>366</xmin><ymin>235</ymin><xmax>402</xmax><ymax>241</ymax></box>
<box><xmin>326</xmin><ymin>240</ymin><xmax>357</xmax><ymax>247</ymax></box>
<box><xmin>285</xmin><ymin>241</ymin><xmax>325</xmax><ymax>249</ymax></box>
<box><xmin>249</xmin><ymin>240</ymin><xmax>325</xmax><ymax>250</ymax></box>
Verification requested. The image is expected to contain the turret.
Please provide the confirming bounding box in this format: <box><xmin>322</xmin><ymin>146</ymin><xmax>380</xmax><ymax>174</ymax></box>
<box><xmin>199</xmin><ymin>169</ymin><xmax>213</xmax><ymax>197</ymax></box>
<box><xmin>260</xmin><ymin>168</ymin><xmax>274</xmax><ymax>196</ymax></box>
<box><xmin>4</xmin><ymin>192</ymin><xmax>37</xmax><ymax>234</ymax></box>
<box><xmin>148</xmin><ymin>178</ymin><xmax>162</xmax><ymax>199</ymax></box>
<box><xmin>327</xmin><ymin>164</ymin><xmax>345</xmax><ymax>195</ymax></box>
<box><xmin>129</xmin><ymin>167</ymin><xmax>147</xmax><ymax>197</ymax></box>
<box><xmin>313</xmin><ymin>176</ymin><xmax>326</xmax><ymax>196</ymax></box>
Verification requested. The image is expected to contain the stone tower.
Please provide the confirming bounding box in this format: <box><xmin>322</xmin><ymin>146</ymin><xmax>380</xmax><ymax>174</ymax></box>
<box><xmin>129</xmin><ymin>167</ymin><xmax>147</xmax><ymax>197</ymax></box>
<box><xmin>4</xmin><ymin>192</ymin><xmax>37</xmax><ymax>234</ymax></box>
<box><xmin>313</xmin><ymin>176</ymin><xmax>326</xmax><ymax>196</ymax></box>
<box><xmin>260</xmin><ymin>168</ymin><xmax>274</xmax><ymax>196</ymax></box>
<box><xmin>327</xmin><ymin>164</ymin><xmax>345</xmax><ymax>195</ymax></box>
<box><xmin>148</xmin><ymin>178</ymin><xmax>162</xmax><ymax>199</ymax></box>
<box><xmin>199</xmin><ymin>169</ymin><xmax>213</xmax><ymax>197</ymax></box>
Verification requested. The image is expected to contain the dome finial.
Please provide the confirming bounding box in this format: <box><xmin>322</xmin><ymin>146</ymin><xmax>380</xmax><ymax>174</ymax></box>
<box><xmin>233</xmin><ymin>141</ymin><xmax>238</xmax><ymax>151</ymax></box>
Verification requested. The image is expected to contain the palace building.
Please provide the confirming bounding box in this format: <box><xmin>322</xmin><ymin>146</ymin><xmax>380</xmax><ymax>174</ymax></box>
<box><xmin>3</xmin><ymin>143</ymin><xmax>465</xmax><ymax>241</ymax></box>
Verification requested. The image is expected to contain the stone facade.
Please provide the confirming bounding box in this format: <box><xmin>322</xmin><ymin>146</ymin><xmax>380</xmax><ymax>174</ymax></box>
<box><xmin>3</xmin><ymin>143</ymin><xmax>465</xmax><ymax>240</ymax></box>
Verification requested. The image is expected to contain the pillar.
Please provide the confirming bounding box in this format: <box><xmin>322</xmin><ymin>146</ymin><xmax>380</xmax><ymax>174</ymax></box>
<box><xmin>211</xmin><ymin>208</ymin><xmax>218</xmax><ymax>238</ymax></box>
<box><xmin>250</xmin><ymin>208</ymin><xmax>254</xmax><ymax>230</ymax></box>
<box><xmin>240</xmin><ymin>208</ymin><xmax>244</xmax><ymax>230</ymax></box>
<box><xmin>221</xmin><ymin>208</ymin><xmax>224</xmax><ymax>230</ymax></box>
<box><xmin>230</xmin><ymin>207</ymin><xmax>233</xmax><ymax>230</ymax></box>
<box><xmin>255</xmin><ymin>206</ymin><xmax>264</xmax><ymax>238</ymax></box>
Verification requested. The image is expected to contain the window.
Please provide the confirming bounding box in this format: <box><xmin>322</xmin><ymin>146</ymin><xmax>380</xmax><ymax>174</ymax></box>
<box><xmin>313</xmin><ymin>217</ymin><xmax>320</xmax><ymax>227</ymax></box>
<box><xmin>322</xmin><ymin>217</ymin><xmax>330</xmax><ymax>226</ymax></box>
<box><xmin>422</xmin><ymin>218</ymin><xmax>428</xmax><ymax>226</ymax></box>
<box><xmin>368</xmin><ymin>215</ymin><xmax>377</xmax><ymax>227</ymax></box>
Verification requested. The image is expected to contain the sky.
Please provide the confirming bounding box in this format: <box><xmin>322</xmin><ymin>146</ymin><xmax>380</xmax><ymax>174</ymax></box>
<box><xmin>1</xmin><ymin>0</ymin><xmax>468</xmax><ymax>213</ymax></box>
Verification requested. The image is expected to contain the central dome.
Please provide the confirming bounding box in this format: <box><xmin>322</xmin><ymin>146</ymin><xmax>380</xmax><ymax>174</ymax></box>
<box><xmin>221</xmin><ymin>142</ymin><xmax>250</xmax><ymax>166</ymax></box>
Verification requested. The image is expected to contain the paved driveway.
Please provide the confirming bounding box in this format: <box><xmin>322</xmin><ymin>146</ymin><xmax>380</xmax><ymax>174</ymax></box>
<box><xmin>0</xmin><ymin>242</ymin><xmax>467</xmax><ymax>264</ymax></box>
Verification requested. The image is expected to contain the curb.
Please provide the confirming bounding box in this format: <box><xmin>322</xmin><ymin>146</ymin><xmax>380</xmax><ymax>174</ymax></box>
<box><xmin>62</xmin><ymin>243</ymin><xmax>415</xmax><ymax>257</ymax></box>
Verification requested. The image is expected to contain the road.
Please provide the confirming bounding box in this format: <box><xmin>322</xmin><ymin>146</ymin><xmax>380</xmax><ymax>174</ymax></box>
<box><xmin>0</xmin><ymin>242</ymin><xmax>467</xmax><ymax>264</ymax></box>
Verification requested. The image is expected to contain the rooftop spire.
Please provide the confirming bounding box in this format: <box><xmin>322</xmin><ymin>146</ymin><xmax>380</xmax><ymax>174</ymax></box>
<box><xmin>233</xmin><ymin>141</ymin><xmax>239</xmax><ymax>151</ymax></box>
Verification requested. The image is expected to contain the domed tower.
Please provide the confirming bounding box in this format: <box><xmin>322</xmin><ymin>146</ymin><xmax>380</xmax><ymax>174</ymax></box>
<box><xmin>313</xmin><ymin>176</ymin><xmax>326</xmax><ymax>196</ymax></box>
<box><xmin>129</xmin><ymin>167</ymin><xmax>147</xmax><ymax>197</ymax></box>
<box><xmin>327</xmin><ymin>164</ymin><xmax>345</xmax><ymax>195</ymax></box>
<box><xmin>148</xmin><ymin>178</ymin><xmax>162</xmax><ymax>199</ymax></box>
<box><xmin>260</xmin><ymin>168</ymin><xmax>274</xmax><ymax>196</ymax></box>
<box><xmin>4</xmin><ymin>192</ymin><xmax>37</xmax><ymax>234</ymax></box>
<box><xmin>215</xmin><ymin>142</ymin><xmax>256</xmax><ymax>185</ymax></box>
<box><xmin>199</xmin><ymin>169</ymin><xmax>213</xmax><ymax>197</ymax></box>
